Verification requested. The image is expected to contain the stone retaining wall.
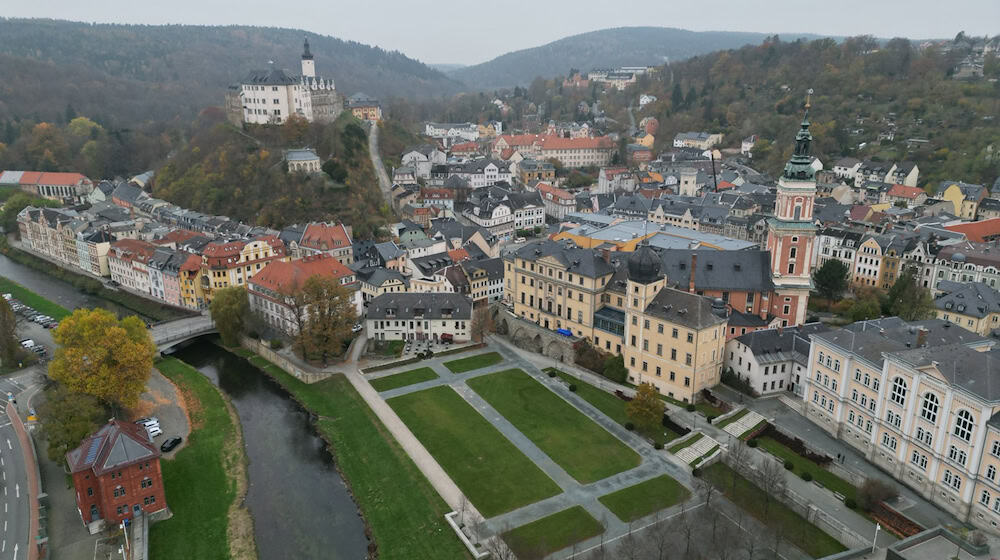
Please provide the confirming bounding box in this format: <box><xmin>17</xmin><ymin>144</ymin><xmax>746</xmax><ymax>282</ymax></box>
<box><xmin>240</xmin><ymin>337</ymin><xmax>331</xmax><ymax>384</ymax></box>
<box><xmin>493</xmin><ymin>308</ymin><xmax>577</xmax><ymax>364</ymax></box>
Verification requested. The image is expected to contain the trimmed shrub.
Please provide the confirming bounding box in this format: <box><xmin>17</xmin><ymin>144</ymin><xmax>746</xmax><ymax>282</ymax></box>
<box><xmin>800</xmin><ymin>471</ymin><xmax>813</xmax><ymax>482</ymax></box>
<box><xmin>747</xmin><ymin>439</ymin><xmax>758</xmax><ymax>448</ymax></box>
<box><xmin>654</xmin><ymin>442</ymin><xmax>664</xmax><ymax>450</ymax></box>
<box><xmin>784</xmin><ymin>460</ymin><xmax>794</xmax><ymax>471</ymax></box>
<box><xmin>691</xmin><ymin>467</ymin><xmax>702</xmax><ymax>477</ymax></box>
<box><xmin>624</xmin><ymin>422</ymin><xmax>635</xmax><ymax>431</ymax></box>
<box><xmin>547</xmin><ymin>370</ymin><xmax>557</xmax><ymax>378</ymax></box>
<box><xmin>858</xmin><ymin>478</ymin><xmax>899</xmax><ymax>512</ymax></box>
<box><xmin>686</xmin><ymin>404</ymin><xmax>696</xmax><ymax>412</ymax></box>
<box><xmin>568</xmin><ymin>384</ymin><xmax>577</xmax><ymax>392</ymax></box>
<box><xmin>706</xmin><ymin>415</ymin><xmax>716</xmax><ymax>424</ymax></box>
<box><xmin>424</xmin><ymin>350</ymin><xmax>434</xmax><ymax>358</ymax></box>
<box><xmin>844</xmin><ymin>497</ymin><xmax>857</xmax><ymax>509</ymax></box>
<box><xmin>269</xmin><ymin>339</ymin><xmax>284</xmax><ymax>350</ymax></box>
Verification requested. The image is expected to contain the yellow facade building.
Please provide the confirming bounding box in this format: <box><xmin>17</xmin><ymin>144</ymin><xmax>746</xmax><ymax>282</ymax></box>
<box><xmin>934</xmin><ymin>281</ymin><xmax>1000</xmax><ymax>336</ymax></box>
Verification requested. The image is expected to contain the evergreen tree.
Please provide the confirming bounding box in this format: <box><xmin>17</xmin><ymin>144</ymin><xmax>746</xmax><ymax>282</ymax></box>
<box><xmin>812</xmin><ymin>260</ymin><xmax>851</xmax><ymax>304</ymax></box>
<box><xmin>885</xmin><ymin>269</ymin><xmax>934</xmax><ymax>320</ymax></box>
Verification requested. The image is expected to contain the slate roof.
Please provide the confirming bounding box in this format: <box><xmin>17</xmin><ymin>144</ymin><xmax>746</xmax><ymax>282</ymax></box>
<box><xmin>243</xmin><ymin>68</ymin><xmax>299</xmax><ymax>86</ymax></box>
<box><xmin>367</xmin><ymin>293</ymin><xmax>472</xmax><ymax>321</ymax></box>
<box><xmin>642</xmin><ymin>287</ymin><xmax>727</xmax><ymax>330</ymax></box>
<box><xmin>462</xmin><ymin>257</ymin><xmax>504</xmax><ymax>282</ymax></box>
<box><xmin>888</xmin><ymin>344</ymin><xmax>1000</xmax><ymax>402</ymax></box>
<box><xmin>510</xmin><ymin>239</ymin><xmax>616</xmax><ymax>279</ymax></box>
<box><xmin>734</xmin><ymin>323</ymin><xmax>830</xmax><ymax>364</ymax></box>
<box><xmin>412</xmin><ymin>252</ymin><xmax>454</xmax><ymax>277</ymax></box>
<box><xmin>934</xmin><ymin>281</ymin><xmax>1000</xmax><ymax>318</ymax></box>
<box><xmin>285</xmin><ymin>149</ymin><xmax>319</xmax><ymax>162</ymax></box>
<box><xmin>657</xmin><ymin>249</ymin><xmax>774</xmax><ymax>292</ymax></box>
<box><xmin>66</xmin><ymin>420</ymin><xmax>159</xmax><ymax>475</ymax></box>
<box><xmin>812</xmin><ymin>318</ymin><xmax>990</xmax><ymax>368</ymax></box>
<box><xmin>357</xmin><ymin>266</ymin><xmax>406</xmax><ymax>288</ymax></box>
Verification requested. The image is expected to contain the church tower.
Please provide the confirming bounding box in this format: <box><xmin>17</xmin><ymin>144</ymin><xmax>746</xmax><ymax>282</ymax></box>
<box><xmin>301</xmin><ymin>37</ymin><xmax>316</xmax><ymax>78</ymax></box>
<box><xmin>766</xmin><ymin>96</ymin><xmax>817</xmax><ymax>326</ymax></box>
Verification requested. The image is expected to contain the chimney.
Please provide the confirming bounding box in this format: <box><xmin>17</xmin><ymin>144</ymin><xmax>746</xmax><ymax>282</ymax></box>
<box><xmin>917</xmin><ymin>327</ymin><xmax>928</xmax><ymax>347</ymax></box>
<box><xmin>600</xmin><ymin>247</ymin><xmax>611</xmax><ymax>264</ymax></box>
<box><xmin>689</xmin><ymin>253</ymin><xmax>697</xmax><ymax>293</ymax></box>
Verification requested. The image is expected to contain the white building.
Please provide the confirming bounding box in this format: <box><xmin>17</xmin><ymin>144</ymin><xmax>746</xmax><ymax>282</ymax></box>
<box><xmin>230</xmin><ymin>39</ymin><xmax>338</xmax><ymax>125</ymax></box>
<box><xmin>725</xmin><ymin>323</ymin><xmax>828</xmax><ymax>397</ymax></box>
<box><xmin>424</xmin><ymin>122</ymin><xmax>479</xmax><ymax>146</ymax></box>
<box><xmin>285</xmin><ymin>149</ymin><xmax>321</xmax><ymax>173</ymax></box>
<box><xmin>401</xmin><ymin>145</ymin><xmax>447</xmax><ymax>179</ymax></box>
<box><xmin>365</xmin><ymin>293</ymin><xmax>472</xmax><ymax>342</ymax></box>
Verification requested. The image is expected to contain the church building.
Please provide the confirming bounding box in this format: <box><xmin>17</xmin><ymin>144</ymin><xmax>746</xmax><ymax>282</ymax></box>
<box><xmin>226</xmin><ymin>39</ymin><xmax>342</xmax><ymax>126</ymax></box>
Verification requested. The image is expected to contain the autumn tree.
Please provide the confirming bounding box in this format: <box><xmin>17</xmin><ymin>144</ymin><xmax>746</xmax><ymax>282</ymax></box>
<box><xmin>626</xmin><ymin>382</ymin><xmax>665</xmax><ymax>432</ymax></box>
<box><xmin>470</xmin><ymin>306</ymin><xmax>494</xmax><ymax>342</ymax></box>
<box><xmin>0</xmin><ymin>299</ymin><xmax>18</xmax><ymax>367</ymax></box>
<box><xmin>210</xmin><ymin>286</ymin><xmax>249</xmax><ymax>347</ymax></box>
<box><xmin>885</xmin><ymin>268</ymin><xmax>934</xmax><ymax>320</ymax></box>
<box><xmin>291</xmin><ymin>276</ymin><xmax>357</xmax><ymax>364</ymax></box>
<box><xmin>49</xmin><ymin>308</ymin><xmax>155</xmax><ymax>408</ymax></box>
<box><xmin>38</xmin><ymin>385</ymin><xmax>106</xmax><ymax>463</ymax></box>
<box><xmin>812</xmin><ymin>259</ymin><xmax>850</xmax><ymax>305</ymax></box>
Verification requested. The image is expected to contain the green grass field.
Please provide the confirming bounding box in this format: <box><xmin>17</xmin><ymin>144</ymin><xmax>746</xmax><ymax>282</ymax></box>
<box><xmin>668</xmin><ymin>432</ymin><xmax>703</xmax><ymax>454</ymax></box>
<box><xmin>715</xmin><ymin>408</ymin><xmax>749</xmax><ymax>429</ymax></box>
<box><xmin>597</xmin><ymin>475</ymin><xmax>691</xmax><ymax>522</ymax></box>
<box><xmin>661</xmin><ymin>394</ymin><xmax>724</xmax><ymax>417</ymax></box>
<box><xmin>0</xmin><ymin>277</ymin><xmax>71</xmax><ymax>320</ymax></box>
<box><xmin>756</xmin><ymin>436</ymin><xmax>857</xmax><ymax>500</ymax></box>
<box><xmin>503</xmin><ymin>506</ymin><xmax>604</xmax><ymax>558</ymax></box>
<box><xmin>238</xmin><ymin>350</ymin><xmax>469</xmax><ymax>559</ymax></box>
<box><xmin>468</xmin><ymin>368</ymin><xmax>640</xmax><ymax>483</ymax></box>
<box><xmin>369</xmin><ymin>367</ymin><xmax>438</xmax><ymax>392</ymax></box>
<box><xmin>703</xmin><ymin>463</ymin><xmax>847</xmax><ymax>558</ymax></box>
<box><xmin>149</xmin><ymin>357</ymin><xmax>241</xmax><ymax>560</ymax></box>
<box><xmin>548</xmin><ymin>368</ymin><xmax>679</xmax><ymax>445</ymax></box>
<box><xmin>443</xmin><ymin>351</ymin><xmax>503</xmax><ymax>373</ymax></box>
<box><xmin>388</xmin><ymin>384</ymin><xmax>561</xmax><ymax>517</ymax></box>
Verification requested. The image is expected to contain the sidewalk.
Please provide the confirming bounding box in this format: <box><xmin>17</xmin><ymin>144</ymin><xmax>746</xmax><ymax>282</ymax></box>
<box><xmin>713</xmin><ymin>384</ymin><xmax>960</xmax><ymax>530</ymax></box>
<box><xmin>7</xmin><ymin>401</ymin><xmax>40</xmax><ymax>560</ymax></box>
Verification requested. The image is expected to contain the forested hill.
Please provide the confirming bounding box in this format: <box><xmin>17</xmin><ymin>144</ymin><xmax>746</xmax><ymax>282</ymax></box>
<box><xmin>0</xmin><ymin>19</ymin><xmax>461</xmax><ymax>126</ymax></box>
<box><xmin>447</xmin><ymin>27</ymin><xmax>824</xmax><ymax>90</ymax></box>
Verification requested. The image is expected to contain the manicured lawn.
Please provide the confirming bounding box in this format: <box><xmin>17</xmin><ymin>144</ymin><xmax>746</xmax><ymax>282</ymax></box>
<box><xmin>468</xmin><ymin>369</ymin><xmax>640</xmax><ymax>483</ymax></box>
<box><xmin>597</xmin><ymin>475</ymin><xmax>691</xmax><ymax>522</ymax></box>
<box><xmin>715</xmin><ymin>408</ymin><xmax>749</xmax><ymax>429</ymax></box>
<box><xmin>740</xmin><ymin>419</ymin><xmax>767</xmax><ymax>440</ymax></box>
<box><xmin>0</xmin><ymin>277</ymin><xmax>70</xmax><ymax>320</ymax></box>
<box><xmin>238</xmin><ymin>350</ymin><xmax>469</xmax><ymax>559</ymax></box>
<box><xmin>150</xmin><ymin>357</ymin><xmax>241</xmax><ymax>560</ymax></box>
<box><xmin>370</xmin><ymin>339</ymin><xmax>405</xmax><ymax>356</ymax></box>
<box><xmin>703</xmin><ymin>463</ymin><xmax>847</xmax><ymax>558</ymax></box>
<box><xmin>548</xmin><ymin>368</ymin><xmax>679</xmax><ymax>445</ymax></box>
<box><xmin>756</xmin><ymin>436</ymin><xmax>857</xmax><ymax>500</ymax></box>
<box><xmin>443</xmin><ymin>351</ymin><xmax>503</xmax><ymax>373</ymax></box>
<box><xmin>388</xmin><ymin>384</ymin><xmax>561</xmax><ymax>517</ymax></box>
<box><xmin>503</xmin><ymin>506</ymin><xmax>604</xmax><ymax>558</ymax></box>
<box><xmin>668</xmin><ymin>432</ymin><xmax>703</xmax><ymax>454</ymax></box>
<box><xmin>369</xmin><ymin>367</ymin><xmax>438</xmax><ymax>392</ymax></box>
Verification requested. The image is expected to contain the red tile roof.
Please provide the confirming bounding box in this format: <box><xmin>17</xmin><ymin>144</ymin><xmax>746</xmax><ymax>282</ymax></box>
<box><xmin>450</xmin><ymin>142</ymin><xmax>479</xmax><ymax>153</ymax></box>
<box><xmin>944</xmin><ymin>218</ymin><xmax>1000</xmax><ymax>242</ymax></box>
<box><xmin>111</xmin><ymin>239</ymin><xmax>157</xmax><ymax>264</ymax></box>
<box><xmin>496</xmin><ymin>134</ymin><xmax>540</xmax><ymax>148</ymax></box>
<box><xmin>249</xmin><ymin>254</ymin><xmax>355</xmax><ymax>295</ymax></box>
<box><xmin>66</xmin><ymin>419</ymin><xmax>160</xmax><ymax>475</ymax></box>
<box><xmin>716</xmin><ymin>181</ymin><xmax>736</xmax><ymax>190</ymax></box>
<box><xmin>448</xmin><ymin>248</ymin><xmax>470</xmax><ymax>262</ymax></box>
<box><xmin>300</xmin><ymin>222</ymin><xmax>352</xmax><ymax>251</ymax></box>
<box><xmin>537</xmin><ymin>182</ymin><xmax>573</xmax><ymax>201</ymax></box>
<box><xmin>153</xmin><ymin>229</ymin><xmax>200</xmax><ymax>246</ymax></box>
<box><xmin>37</xmin><ymin>172</ymin><xmax>89</xmax><ymax>186</ymax></box>
<box><xmin>17</xmin><ymin>171</ymin><xmax>42</xmax><ymax>184</ymax></box>
<box><xmin>886</xmin><ymin>184</ymin><xmax>925</xmax><ymax>199</ymax></box>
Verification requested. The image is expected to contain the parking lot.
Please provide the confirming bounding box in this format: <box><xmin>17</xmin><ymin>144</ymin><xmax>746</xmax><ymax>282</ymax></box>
<box><xmin>4</xmin><ymin>294</ymin><xmax>59</xmax><ymax>362</ymax></box>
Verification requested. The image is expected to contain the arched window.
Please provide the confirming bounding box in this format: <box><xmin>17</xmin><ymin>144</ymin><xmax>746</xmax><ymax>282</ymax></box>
<box><xmin>890</xmin><ymin>377</ymin><xmax>907</xmax><ymax>406</ymax></box>
<box><xmin>954</xmin><ymin>410</ymin><xmax>974</xmax><ymax>442</ymax></box>
<box><xmin>920</xmin><ymin>393</ymin><xmax>939</xmax><ymax>423</ymax></box>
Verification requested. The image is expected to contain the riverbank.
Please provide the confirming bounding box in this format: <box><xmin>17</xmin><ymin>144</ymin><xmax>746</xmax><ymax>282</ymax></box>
<box><xmin>0</xmin><ymin>276</ymin><xmax>70</xmax><ymax>320</ymax></box>
<box><xmin>149</xmin><ymin>357</ymin><xmax>257</xmax><ymax>560</ymax></box>
<box><xmin>232</xmin><ymin>347</ymin><xmax>468</xmax><ymax>560</ymax></box>
<box><xmin>0</xmin><ymin>236</ymin><xmax>191</xmax><ymax>322</ymax></box>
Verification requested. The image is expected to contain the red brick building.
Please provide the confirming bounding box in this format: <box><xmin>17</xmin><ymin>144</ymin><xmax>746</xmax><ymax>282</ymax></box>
<box><xmin>67</xmin><ymin>420</ymin><xmax>167</xmax><ymax>531</ymax></box>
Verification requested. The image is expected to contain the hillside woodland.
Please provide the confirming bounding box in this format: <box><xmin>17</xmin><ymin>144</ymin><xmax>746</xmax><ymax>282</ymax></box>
<box><xmin>152</xmin><ymin>113</ymin><xmax>392</xmax><ymax>238</ymax></box>
<box><xmin>448</xmin><ymin>27</ymin><xmax>822</xmax><ymax>90</ymax></box>
<box><xmin>0</xmin><ymin>19</ymin><xmax>461</xmax><ymax>127</ymax></box>
<box><xmin>424</xmin><ymin>35</ymin><xmax>1000</xmax><ymax>187</ymax></box>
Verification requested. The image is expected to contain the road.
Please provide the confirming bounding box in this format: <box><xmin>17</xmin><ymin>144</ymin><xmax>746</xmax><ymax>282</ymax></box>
<box><xmin>0</xmin><ymin>371</ymin><xmax>42</xmax><ymax>560</ymax></box>
<box><xmin>367</xmin><ymin>123</ymin><xmax>394</xmax><ymax>207</ymax></box>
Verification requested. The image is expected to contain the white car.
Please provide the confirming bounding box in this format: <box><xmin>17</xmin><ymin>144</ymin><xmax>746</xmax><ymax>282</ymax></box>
<box><xmin>352</xmin><ymin>323</ymin><xmax>363</xmax><ymax>333</ymax></box>
<box><xmin>146</xmin><ymin>426</ymin><xmax>163</xmax><ymax>438</ymax></box>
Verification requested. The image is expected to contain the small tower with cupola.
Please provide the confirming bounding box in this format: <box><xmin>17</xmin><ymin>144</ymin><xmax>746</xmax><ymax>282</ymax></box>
<box><xmin>766</xmin><ymin>94</ymin><xmax>818</xmax><ymax>326</ymax></box>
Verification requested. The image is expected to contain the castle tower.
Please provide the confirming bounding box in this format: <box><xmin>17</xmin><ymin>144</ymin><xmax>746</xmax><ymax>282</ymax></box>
<box><xmin>301</xmin><ymin>37</ymin><xmax>316</xmax><ymax>78</ymax></box>
<box><xmin>622</xmin><ymin>244</ymin><xmax>666</xmax><ymax>382</ymax></box>
<box><xmin>678</xmin><ymin>168</ymin><xmax>698</xmax><ymax>197</ymax></box>
<box><xmin>766</xmin><ymin>96</ymin><xmax>817</xmax><ymax>326</ymax></box>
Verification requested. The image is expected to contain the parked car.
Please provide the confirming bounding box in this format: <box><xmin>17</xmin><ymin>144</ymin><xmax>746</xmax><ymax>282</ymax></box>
<box><xmin>136</xmin><ymin>417</ymin><xmax>160</xmax><ymax>427</ymax></box>
<box><xmin>160</xmin><ymin>437</ymin><xmax>182</xmax><ymax>452</ymax></box>
<box><xmin>146</xmin><ymin>426</ymin><xmax>163</xmax><ymax>438</ymax></box>
<box><xmin>351</xmin><ymin>323</ymin><xmax>363</xmax><ymax>333</ymax></box>
<box><xmin>19</xmin><ymin>339</ymin><xmax>35</xmax><ymax>349</ymax></box>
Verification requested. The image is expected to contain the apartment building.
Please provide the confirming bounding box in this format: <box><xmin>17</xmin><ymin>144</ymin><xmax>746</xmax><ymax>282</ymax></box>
<box><xmin>200</xmin><ymin>236</ymin><xmax>288</xmax><ymax>302</ymax></box>
<box><xmin>365</xmin><ymin>293</ymin><xmax>472</xmax><ymax>342</ymax></box>
<box><xmin>934</xmin><ymin>281</ymin><xmax>1000</xmax><ymax>336</ymax></box>
<box><xmin>801</xmin><ymin>318</ymin><xmax>1000</xmax><ymax>528</ymax></box>
<box><xmin>248</xmin><ymin>254</ymin><xmax>360</xmax><ymax>334</ymax></box>
<box><xmin>725</xmin><ymin>323</ymin><xmax>829</xmax><ymax>397</ymax></box>
<box><xmin>298</xmin><ymin>222</ymin><xmax>353</xmax><ymax>265</ymax></box>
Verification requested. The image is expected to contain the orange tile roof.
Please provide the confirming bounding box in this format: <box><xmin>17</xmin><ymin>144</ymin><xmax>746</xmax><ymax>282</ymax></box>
<box><xmin>886</xmin><ymin>184</ymin><xmax>925</xmax><ymax>199</ymax></box>
<box><xmin>716</xmin><ymin>181</ymin><xmax>736</xmax><ymax>190</ymax></box>
<box><xmin>111</xmin><ymin>239</ymin><xmax>157</xmax><ymax>263</ymax></box>
<box><xmin>37</xmin><ymin>172</ymin><xmax>89</xmax><ymax>186</ymax></box>
<box><xmin>944</xmin><ymin>218</ymin><xmax>1000</xmax><ymax>242</ymax></box>
<box><xmin>300</xmin><ymin>222</ymin><xmax>351</xmax><ymax>251</ymax></box>
<box><xmin>537</xmin><ymin>182</ymin><xmax>573</xmax><ymax>201</ymax></box>
<box><xmin>448</xmin><ymin>248</ymin><xmax>470</xmax><ymax>262</ymax></box>
<box><xmin>249</xmin><ymin>254</ymin><xmax>355</xmax><ymax>295</ymax></box>
<box><xmin>18</xmin><ymin>171</ymin><xmax>42</xmax><ymax>184</ymax></box>
<box><xmin>496</xmin><ymin>134</ymin><xmax>540</xmax><ymax>148</ymax></box>
<box><xmin>450</xmin><ymin>142</ymin><xmax>479</xmax><ymax>153</ymax></box>
<box><xmin>153</xmin><ymin>229</ymin><xmax>200</xmax><ymax>245</ymax></box>
<box><xmin>180</xmin><ymin>253</ymin><xmax>203</xmax><ymax>272</ymax></box>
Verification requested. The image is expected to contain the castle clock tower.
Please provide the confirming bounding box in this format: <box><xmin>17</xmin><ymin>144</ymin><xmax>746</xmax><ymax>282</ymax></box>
<box><xmin>301</xmin><ymin>38</ymin><xmax>316</xmax><ymax>78</ymax></box>
<box><xmin>766</xmin><ymin>98</ymin><xmax>817</xmax><ymax>326</ymax></box>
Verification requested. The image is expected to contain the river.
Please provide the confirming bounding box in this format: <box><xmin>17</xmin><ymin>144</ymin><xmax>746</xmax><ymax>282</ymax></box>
<box><xmin>0</xmin><ymin>252</ymin><xmax>149</xmax><ymax>321</ymax></box>
<box><xmin>170</xmin><ymin>339</ymin><xmax>369</xmax><ymax>560</ymax></box>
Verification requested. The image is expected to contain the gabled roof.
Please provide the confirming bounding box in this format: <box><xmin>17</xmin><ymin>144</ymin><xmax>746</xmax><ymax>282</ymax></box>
<box><xmin>943</xmin><ymin>218</ymin><xmax>1000</xmax><ymax>242</ymax></box>
<box><xmin>249</xmin><ymin>254</ymin><xmax>355</xmax><ymax>295</ymax></box>
<box><xmin>886</xmin><ymin>184</ymin><xmax>925</xmax><ymax>199</ymax></box>
<box><xmin>301</xmin><ymin>222</ymin><xmax>352</xmax><ymax>251</ymax></box>
<box><xmin>934</xmin><ymin>281</ymin><xmax>1000</xmax><ymax>318</ymax></box>
<box><xmin>510</xmin><ymin>239</ymin><xmax>615</xmax><ymax>279</ymax></box>
<box><xmin>643</xmin><ymin>287</ymin><xmax>727</xmax><ymax>330</ymax></box>
<box><xmin>66</xmin><ymin>419</ymin><xmax>159</xmax><ymax>475</ymax></box>
<box><xmin>367</xmin><ymin>293</ymin><xmax>472</xmax><ymax>321</ymax></box>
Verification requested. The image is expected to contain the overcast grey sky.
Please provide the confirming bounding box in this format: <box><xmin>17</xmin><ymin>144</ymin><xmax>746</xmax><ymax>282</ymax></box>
<box><xmin>8</xmin><ymin>0</ymin><xmax>999</xmax><ymax>65</ymax></box>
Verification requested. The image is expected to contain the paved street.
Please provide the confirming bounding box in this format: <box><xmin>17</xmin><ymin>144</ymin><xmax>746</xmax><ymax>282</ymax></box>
<box><xmin>0</xmin><ymin>369</ymin><xmax>44</xmax><ymax>560</ymax></box>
